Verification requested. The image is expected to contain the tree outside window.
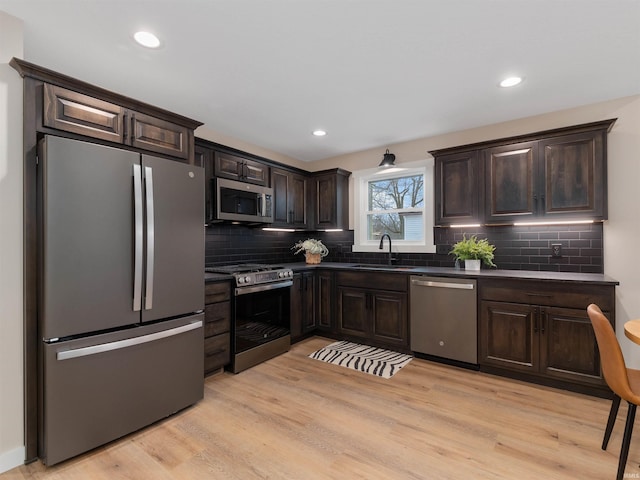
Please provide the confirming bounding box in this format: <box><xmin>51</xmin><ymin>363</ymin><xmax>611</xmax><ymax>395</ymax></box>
<box><xmin>367</xmin><ymin>174</ymin><xmax>424</xmax><ymax>241</ymax></box>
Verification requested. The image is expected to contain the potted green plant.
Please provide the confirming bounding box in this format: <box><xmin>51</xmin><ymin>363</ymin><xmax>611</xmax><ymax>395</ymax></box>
<box><xmin>292</xmin><ymin>238</ymin><xmax>329</xmax><ymax>264</ymax></box>
<box><xmin>449</xmin><ymin>235</ymin><xmax>496</xmax><ymax>271</ymax></box>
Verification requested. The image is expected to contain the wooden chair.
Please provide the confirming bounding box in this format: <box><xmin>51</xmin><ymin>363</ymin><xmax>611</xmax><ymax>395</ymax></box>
<box><xmin>587</xmin><ymin>303</ymin><xmax>640</xmax><ymax>480</ymax></box>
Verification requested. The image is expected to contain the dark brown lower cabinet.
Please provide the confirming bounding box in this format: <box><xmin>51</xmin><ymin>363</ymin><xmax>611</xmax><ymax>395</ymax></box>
<box><xmin>479</xmin><ymin>278</ymin><xmax>615</xmax><ymax>394</ymax></box>
<box><xmin>316</xmin><ymin>270</ymin><xmax>335</xmax><ymax>333</ymax></box>
<box><xmin>204</xmin><ymin>280</ymin><xmax>231</xmax><ymax>375</ymax></box>
<box><xmin>290</xmin><ymin>271</ymin><xmax>316</xmax><ymax>342</ymax></box>
<box><xmin>335</xmin><ymin>272</ymin><xmax>409</xmax><ymax>351</ymax></box>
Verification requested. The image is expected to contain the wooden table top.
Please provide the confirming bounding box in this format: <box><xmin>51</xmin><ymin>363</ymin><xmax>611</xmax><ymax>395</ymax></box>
<box><xmin>624</xmin><ymin>319</ymin><xmax>640</xmax><ymax>345</ymax></box>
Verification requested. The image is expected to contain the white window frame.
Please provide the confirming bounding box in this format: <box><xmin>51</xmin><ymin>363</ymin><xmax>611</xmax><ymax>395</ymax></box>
<box><xmin>352</xmin><ymin>159</ymin><xmax>436</xmax><ymax>254</ymax></box>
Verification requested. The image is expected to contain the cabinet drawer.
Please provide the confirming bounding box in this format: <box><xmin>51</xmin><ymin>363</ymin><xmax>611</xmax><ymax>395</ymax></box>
<box><xmin>204</xmin><ymin>333</ymin><xmax>230</xmax><ymax>372</ymax></box>
<box><xmin>44</xmin><ymin>83</ymin><xmax>124</xmax><ymax>143</ymax></box>
<box><xmin>479</xmin><ymin>279</ymin><xmax>614</xmax><ymax>310</ymax></box>
<box><xmin>205</xmin><ymin>281</ymin><xmax>231</xmax><ymax>303</ymax></box>
<box><xmin>204</xmin><ymin>301</ymin><xmax>230</xmax><ymax>337</ymax></box>
<box><xmin>336</xmin><ymin>271</ymin><xmax>408</xmax><ymax>292</ymax></box>
<box><xmin>130</xmin><ymin>112</ymin><xmax>189</xmax><ymax>160</ymax></box>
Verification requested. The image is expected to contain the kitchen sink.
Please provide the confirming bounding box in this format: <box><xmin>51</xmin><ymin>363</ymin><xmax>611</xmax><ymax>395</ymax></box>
<box><xmin>350</xmin><ymin>264</ymin><xmax>417</xmax><ymax>271</ymax></box>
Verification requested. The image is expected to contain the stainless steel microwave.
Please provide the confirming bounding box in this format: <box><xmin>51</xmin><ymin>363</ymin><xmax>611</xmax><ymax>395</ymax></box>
<box><xmin>213</xmin><ymin>178</ymin><xmax>274</xmax><ymax>224</ymax></box>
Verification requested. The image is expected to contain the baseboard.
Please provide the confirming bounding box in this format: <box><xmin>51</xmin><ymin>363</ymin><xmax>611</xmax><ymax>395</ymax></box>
<box><xmin>0</xmin><ymin>446</ymin><xmax>25</xmax><ymax>474</ymax></box>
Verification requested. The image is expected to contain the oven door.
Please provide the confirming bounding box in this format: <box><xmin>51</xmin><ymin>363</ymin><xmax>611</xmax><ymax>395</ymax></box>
<box><xmin>232</xmin><ymin>280</ymin><xmax>291</xmax><ymax>372</ymax></box>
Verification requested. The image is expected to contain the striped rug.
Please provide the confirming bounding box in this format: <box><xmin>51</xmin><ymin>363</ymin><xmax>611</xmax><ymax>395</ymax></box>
<box><xmin>309</xmin><ymin>340</ymin><xmax>413</xmax><ymax>379</ymax></box>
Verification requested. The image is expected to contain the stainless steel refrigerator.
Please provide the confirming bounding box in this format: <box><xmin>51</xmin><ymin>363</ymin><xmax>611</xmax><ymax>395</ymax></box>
<box><xmin>38</xmin><ymin>135</ymin><xmax>205</xmax><ymax>465</ymax></box>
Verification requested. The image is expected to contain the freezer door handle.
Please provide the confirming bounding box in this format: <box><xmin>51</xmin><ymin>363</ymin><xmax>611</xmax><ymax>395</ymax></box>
<box><xmin>56</xmin><ymin>320</ymin><xmax>203</xmax><ymax>361</ymax></box>
<box><xmin>133</xmin><ymin>164</ymin><xmax>144</xmax><ymax>311</ymax></box>
<box><xmin>410</xmin><ymin>279</ymin><xmax>475</xmax><ymax>290</ymax></box>
<box><xmin>144</xmin><ymin>166</ymin><xmax>155</xmax><ymax>310</ymax></box>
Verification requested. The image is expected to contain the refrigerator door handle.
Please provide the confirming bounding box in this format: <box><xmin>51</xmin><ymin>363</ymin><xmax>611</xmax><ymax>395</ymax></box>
<box><xmin>144</xmin><ymin>166</ymin><xmax>155</xmax><ymax>310</ymax></box>
<box><xmin>56</xmin><ymin>320</ymin><xmax>203</xmax><ymax>361</ymax></box>
<box><xmin>133</xmin><ymin>164</ymin><xmax>144</xmax><ymax>311</ymax></box>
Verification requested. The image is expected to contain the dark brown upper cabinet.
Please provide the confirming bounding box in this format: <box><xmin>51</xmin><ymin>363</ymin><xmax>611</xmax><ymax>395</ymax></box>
<box><xmin>539</xmin><ymin>131</ymin><xmax>606</xmax><ymax>219</ymax></box>
<box><xmin>434</xmin><ymin>150</ymin><xmax>482</xmax><ymax>225</ymax></box>
<box><xmin>214</xmin><ymin>151</ymin><xmax>269</xmax><ymax>186</ymax></box>
<box><xmin>271</xmin><ymin>167</ymin><xmax>309</xmax><ymax>229</ymax></box>
<box><xmin>194</xmin><ymin>143</ymin><xmax>214</xmax><ymax>225</ymax></box>
<box><xmin>431</xmin><ymin>119</ymin><xmax>615</xmax><ymax>226</ymax></box>
<box><xmin>43</xmin><ymin>83</ymin><xmax>191</xmax><ymax>160</ymax></box>
<box><xmin>312</xmin><ymin>168</ymin><xmax>351</xmax><ymax>230</ymax></box>
<box><xmin>484</xmin><ymin>141</ymin><xmax>538</xmax><ymax>223</ymax></box>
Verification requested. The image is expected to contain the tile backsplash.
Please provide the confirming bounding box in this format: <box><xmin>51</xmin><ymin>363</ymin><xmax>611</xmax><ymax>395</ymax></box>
<box><xmin>205</xmin><ymin>222</ymin><xmax>604</xmax><ymax>274</ymax></box>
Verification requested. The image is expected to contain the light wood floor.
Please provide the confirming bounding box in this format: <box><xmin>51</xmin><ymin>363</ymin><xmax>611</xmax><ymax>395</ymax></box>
<box><xmin>3</xmin><ymin>336</ymin><xmax>639</xmax><ymax>479</ymax></box>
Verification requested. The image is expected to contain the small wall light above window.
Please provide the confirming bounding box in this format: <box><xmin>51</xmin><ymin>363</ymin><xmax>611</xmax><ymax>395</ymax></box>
<box><xmin>379</xmin><ymin>149</ymin><xmax>396</xmax><ymax>168</ymax></box>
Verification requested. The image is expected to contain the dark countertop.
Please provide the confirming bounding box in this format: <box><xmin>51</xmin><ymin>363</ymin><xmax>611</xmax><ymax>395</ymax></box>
<box><xmin>205</xmin><ymin>262</ymin><xmax>619</xmax><ymax>285</ymax></box>
<box><xmin>276</xmin><ymin>262</ymin><xmax>620</xmax><ymax>285</ymax></box>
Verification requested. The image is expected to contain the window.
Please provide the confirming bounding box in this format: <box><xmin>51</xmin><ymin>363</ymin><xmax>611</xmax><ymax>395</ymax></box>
<box><xmin>352</xmin><ymin>160</ymin><xmax>435</xmax><ymax>253</ymax></box>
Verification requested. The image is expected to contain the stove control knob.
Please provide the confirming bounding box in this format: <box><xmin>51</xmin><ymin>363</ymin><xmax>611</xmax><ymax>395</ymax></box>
<box><xmin>244</xmin><ymin>276</ymin><xmax>251</xmax><ymax>284</ymax></box>
<box><xmin>237</xmin><ymin>276</ymin><xmax>245</xmax><ymax>284</ymax></box>
<box><xmin>278</xmin><ymin>271</ymin><xmax>285</xmax><ymax>278</ymax></box>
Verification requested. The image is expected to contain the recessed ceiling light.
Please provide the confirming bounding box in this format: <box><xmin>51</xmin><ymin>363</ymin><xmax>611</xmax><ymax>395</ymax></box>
<box><xmin>134</xmin><ymin>31</ymin><xmax>161</xmax><ymax>49</ymax></box>
<box><xmin>499</xmin><ymin>76</ymin><xmax>523</xmax><ymax>88</ymax></box>
<box><xmin>312</xmin><ymin>130</ymin><xmax>327</xmax><ymax>137</ymax></box>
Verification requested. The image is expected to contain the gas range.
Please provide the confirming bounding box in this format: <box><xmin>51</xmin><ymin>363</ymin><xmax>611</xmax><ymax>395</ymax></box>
<box><xmin>205</xmin><ymin>263</ymin><xmax>294</xmax><ymax>289</ymax></box>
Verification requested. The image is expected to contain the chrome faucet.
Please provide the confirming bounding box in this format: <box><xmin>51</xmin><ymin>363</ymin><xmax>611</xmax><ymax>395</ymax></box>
<box><xmin>379</xmin><ymin>233</ymin><xmax>396</xmax><ymax>265</ymax></box>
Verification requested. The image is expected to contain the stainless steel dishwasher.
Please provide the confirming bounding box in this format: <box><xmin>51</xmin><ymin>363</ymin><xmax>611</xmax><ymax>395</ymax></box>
<box><xmin>410</xmin><ymin>276</ymin><xmax>477</xmax><ymax>364</ymax></box>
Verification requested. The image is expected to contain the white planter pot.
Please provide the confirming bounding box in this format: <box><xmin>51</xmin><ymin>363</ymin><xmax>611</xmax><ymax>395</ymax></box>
<box><xmin>465</xmin><ymin>259</ymin><xmax>481</xmax><ymax>271</ymax></box>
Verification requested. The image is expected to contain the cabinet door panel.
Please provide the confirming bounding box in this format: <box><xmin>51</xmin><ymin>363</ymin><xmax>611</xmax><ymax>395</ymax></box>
<box><xmin>317</xmin><ymin>271</ymin><xmax>334</xmax><ymax>331</ymax></box>
<box><xmin>130</xmin><ymin>112</ymin><xmax>189</xmax><ymax>159</ymax></box>
<box><xmin>480</xmin><ymin>301</ymin><xmax>536</xmax><ymax>372</ymax></box>
<box><xmin>215</xmin><ymin>152</ymin><xmax>243</xmax><ymax>181</ymax></box>
<box><xmin>315</xmin><ymin>174</ymin><xmax>337</xmax><ymax>228</ymax></box>
<box><xmin>337</xmin><ymin>287</ymin><xmax>368</xmax><ymax>337</ymax></box>
<box><xmin>290</xmin><ymin>274</ymin><xmax>304</xmax><ymax>340</ymax></box>
<box><xmin>244</xmin><ymin>159</ymin><xmax>269</xmax><ymax>186</ymax></box>
<box><xmin>372</xmin><ymin>292</ymin><xmax>407</xmax><ymax>346</ymax></box>
<box><xmin>214</xmin><ymin>152</ymin><xmax>268</xmax><ymax>185</ymax></box>
<box><xmin>435</xmin><ymin>151</ymin><xmax>480</xmax><ymax>224</ymax></box>
<box><xmin>540</xmin><ymin>131</ymin><xmax>604</xmax><ymax>218</ymax></box>
<box><xmin>302</xmin><ymin>273</ymin><xmax>316</xmax><ymax>332</ymax></box>
<box><xmin>43</xmin><ymin>84</ymin><xmax>124</xmax><ymax>143</ymax></box>
<box><xmin>204</xmin><ymin>333</ymin><xmax>231</xmax><ymax>373</ymax></box>
<box><xmin>290</xmin><ymin>174</ymin><xmax>308</xmax><ymax>227</ymax></box>
<box><xmin>541</xmin><ymin>306</ymin><xmax>605</xmax><ymax>385</ymax></box>
<box><xmin>204</xmin><ymin>301</ymin><xmax>230</xmax><ymax>337</ymax></box>
<box><xmin>485</xmin><ymin>142</ymin><xmax>538</xmax><ymax>222</ymax></box>
<box><xmin>271</xmin><ymin>169</ymin><xmax>290</xmax><ymax>225</ymax></box>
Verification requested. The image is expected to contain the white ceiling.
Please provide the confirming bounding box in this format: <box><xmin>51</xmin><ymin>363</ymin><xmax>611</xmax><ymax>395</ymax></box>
<box><xmin>1</xmin><ymin>0</ymin><xmax>639</xmax><ymax>162</ymax></box>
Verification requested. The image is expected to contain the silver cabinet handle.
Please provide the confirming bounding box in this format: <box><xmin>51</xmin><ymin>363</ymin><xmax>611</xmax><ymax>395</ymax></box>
<box><xmin>57</xmin><ymin>321</ymin><xmax>202</xmax><ymax>361</ymax></box>
<box><xmin>410</xmin><ymin>279</ymin><xmax>475</xmax><ymax>290</ymax></box>
<box><xmin>132</xmin><ymin>164</ymin><xmax>143</xmax><ymax>311</ymax></box>
<box><xmin>144</xmin><ymin>166</ymin><xmax>155</xmax><ymax>310</ymax></box>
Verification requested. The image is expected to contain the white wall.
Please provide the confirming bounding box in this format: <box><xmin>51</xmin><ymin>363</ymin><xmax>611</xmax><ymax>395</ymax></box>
<box><xmin>0</xmin><ymin>11</ymin><xmax>25</xmax><ymax>474</ymax></box>
<box><xmin>603</xmin><ymin>96</ymin><xmax>640</xmax><ymax>367</ymax></box>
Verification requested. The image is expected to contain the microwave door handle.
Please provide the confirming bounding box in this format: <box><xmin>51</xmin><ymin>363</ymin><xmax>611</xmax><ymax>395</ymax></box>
<box><xmin>259</xmin><ymin>193</ymin><xmax>266</xmax><ymax>216</ymax></box>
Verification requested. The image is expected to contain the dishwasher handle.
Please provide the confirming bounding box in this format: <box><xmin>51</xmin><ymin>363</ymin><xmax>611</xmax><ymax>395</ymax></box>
<box><xmin>410</xmin><ymin>278</ymin><xmax>475</xmax><ymax>290</ymax></box>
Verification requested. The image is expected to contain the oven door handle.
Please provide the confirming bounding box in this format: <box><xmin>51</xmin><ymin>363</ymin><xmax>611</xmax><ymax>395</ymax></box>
<box><xmin>235</xmin><ymin>280</ymin><xmax>293</xmax><ymax>296</ymax></box>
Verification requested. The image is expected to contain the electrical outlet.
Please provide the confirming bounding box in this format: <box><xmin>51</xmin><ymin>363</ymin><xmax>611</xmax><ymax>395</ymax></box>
<box><xmin>551</xmin><ymin>244</ymin><xmax>562</xmax><ymax>258</ymax></box>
